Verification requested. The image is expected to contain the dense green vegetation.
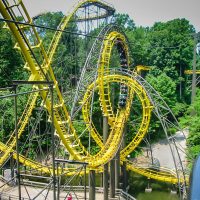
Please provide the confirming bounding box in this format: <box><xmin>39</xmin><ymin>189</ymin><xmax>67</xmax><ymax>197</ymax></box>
<box><xmin>180</xmin><ymin>89</ymin><xmax>200</xmax><ymax>165</ymax></box>
<box><xmin>0</xmin><ymin>10</ymin><xmax>199</xmax><ymax>167</ymax></box>
<box><xmin>0</xmin><ymin>23</ymin><xmax>25</xmax><ymax>86</ymax></box>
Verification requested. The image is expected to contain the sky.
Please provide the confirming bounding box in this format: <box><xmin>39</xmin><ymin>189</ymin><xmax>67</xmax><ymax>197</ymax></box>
<box><xmin>23</xmin><ymin>0</ymin><xmax>200</xmax><ymax>31</ymax></box>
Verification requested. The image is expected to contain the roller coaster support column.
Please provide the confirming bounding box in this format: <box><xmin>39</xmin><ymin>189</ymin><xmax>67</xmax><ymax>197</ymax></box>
<box><xmin>84</xmin><ymin>163</ymin><xmax>87</xmax><ymax>200</ymax></box>
<box><xmin>103</xmin><ymin>116</ymin><xmax>108</xmax><ymax>200</ymax></box>
<box><xmin>122</xmin><ymin>161</ymin><xmax>128</xmax><ymax>191</ymax></box>
<box><xmin>89</xmin><ymin>170</ymin><xmax>95</xmax><ymax>200</ymax></box>
<box><xmin>50</xmin><ymin>84</ymin><xmax>56</xmax><ymax>200</ymax></box>
<box><xmin>12</xmin><ymin>81</ymin><xmax>55</xmax><ymax>199</ymax></box>
<box><xmin>122</xmin><ymin>126</ymin><xmax>128</xmax><ymax>191</ymax></box>
<box><xmin>13</xmin><ymin>85</ymin><xmax>22</xmax><ymax>199</ymax></box>
<box><xmin>10</xmin><ymin>153</ymin><xmax>14</xmax><ymax>184</ymax></box>
<box><xmin>115</xmin><ymin>150</ymin><xmax>120</xmax><ymax>189</ymax></box>
<box><xmin>110</xmin><ymin>88</ymin><xmax>115</xmax><ymax>198</ymax></box>
<box><xmin>56</xmin><ymin>162</ymin><xmax>60</xmax><ymax>200</ymax></box>
<box><xmin>110</xmin><ymin>160</ymin><xmax>115</xmax><ymax>198</ymax></box>
<box><xmin>55</xmin><ymin>160</ymin><xmax>88</xmax><ymax>200</ymax></box>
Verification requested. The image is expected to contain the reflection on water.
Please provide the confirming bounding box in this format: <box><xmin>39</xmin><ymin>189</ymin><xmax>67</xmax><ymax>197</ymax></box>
<box><xmin>128</xmin><ymin>172</ymin><xmax>181</xmax><ymax>200</ymax></box>
<box><xmin>137</xmin><ymin>191</ymin><xmax>179</xmax><ymax>200</ymax></box>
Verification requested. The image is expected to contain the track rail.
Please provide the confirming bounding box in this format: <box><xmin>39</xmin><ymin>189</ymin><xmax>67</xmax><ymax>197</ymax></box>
<box><xmin>0</xmin><ymin>0</ymin><xmax>115</xmax><ymax>166</ymax></box>
<box><xmin>0</xmin><ymin>0</ymin><xmax>188</xmax><ymax>185</ymax></box>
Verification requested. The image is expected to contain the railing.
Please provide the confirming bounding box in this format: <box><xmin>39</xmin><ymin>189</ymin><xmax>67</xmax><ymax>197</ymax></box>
<box><xmin>6</xmin><ymin>178</ymin><xmax>137</xmax><ymax>200</ymax></box>
<box><xmin>0</xmin><ymin>192</ymin><xmax>30</xmax><ymax>200</ymax></box>
<box><xmin>117</xmin><ymin>189</ymin><xmax>137</xmax><ymax>200</ymax></box>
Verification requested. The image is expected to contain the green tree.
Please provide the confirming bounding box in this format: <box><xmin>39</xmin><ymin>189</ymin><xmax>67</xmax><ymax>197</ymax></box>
<box><xmin>147</xmin><ymin>19</ymin><xmax>194</xmax><ymax>101</ymax></box>
<box><xmin>180</xmin><ymin>89</ymin><xmax>200</xmax><ymax>163</ymax></box>
<box><xmin>146</xmin><ymin>72</ymin><xmax>177</xmax><ymax>108</ymax></box>
<box><xmin>0</xmin><ymin>23</ymin><xmax>24</xmax><ymax>86</ymax></box>
<box><xmin>114</xmin><ymin>13</ymin><xmax>136</xmax><ymax>31</ymax></box>
<box><xmin>145</xmin><ymin>73</ymin><xmax>178</xmax><ymax>140</ymax></box>
<box><xmin>126</xmin><ymin>26</ymin><xmax>150</xmax><ymax>66</ymax></box>
<box><xmin>33</xmin><ymin>11</ymin><xmax>63</xmax><ymax>46</ymax></box>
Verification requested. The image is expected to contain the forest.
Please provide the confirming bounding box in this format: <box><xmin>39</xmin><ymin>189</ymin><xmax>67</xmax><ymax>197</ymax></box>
<box><xmin>0</xmin><ymin>11</ymin><xmax>200</xmax><ymax>167</ymax></box>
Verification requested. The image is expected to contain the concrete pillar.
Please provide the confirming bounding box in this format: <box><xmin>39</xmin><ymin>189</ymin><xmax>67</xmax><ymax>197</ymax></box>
<box><xmin>89</xmin><ymin>170</ymin><xmax>95</xmax><ymax>200</ymax></box>
<box><xmin>103</xmin><ymin>116</ymin><xmax>109</xmax><ymax>200</ymax></box>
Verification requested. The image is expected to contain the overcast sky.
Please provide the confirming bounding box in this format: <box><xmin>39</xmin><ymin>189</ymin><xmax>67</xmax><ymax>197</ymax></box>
<box><xmin>23</xmin><ymin>0</ymin><xmax>200</xmax><ymax>31</ymax></box>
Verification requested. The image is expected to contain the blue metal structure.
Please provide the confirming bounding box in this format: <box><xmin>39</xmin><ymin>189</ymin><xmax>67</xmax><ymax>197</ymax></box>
<box><xmin>189</xmin><ymin>154</ymin><xmax>200</xmax><ymax>200</ymax></box>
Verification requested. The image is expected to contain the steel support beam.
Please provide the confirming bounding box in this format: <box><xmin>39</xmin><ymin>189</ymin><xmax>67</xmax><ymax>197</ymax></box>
<box><xmin>10</xmin><ymin>153</ymin><xmax>14</xmax><ymax>184</ymax></box>
<box><xmin>50</xmin><ymin>84</ymin><xmax>56</xmax><ymax>200</ymax></box>
<box><xmin>89</xmin><ymin>170</ymin><xmax>95</xmax><ymax>200</ymax></box>
<box><xmin>110</xmin><ymin>159</ymin><xmax>115</xmax><ymax>198</ymax></box>
<box><xmin>115</xmin><ymin>150</ymin><xmax>120</xmax><ymax>189</ymax></box>
<box><xmin>13</xmin><ymin>85</ymin><xmax>21</xmax><ymax>199</ymax></box>
<box><xmin>122</xmin><ymin>161</ymin><xmax>128</xmax><ymax>191</ymax></box>
<box><xmin>122</xmin><ymin>126</ymin><xmax>128</xmax><ymax>191</ymax></box>
<box><xmin>103</xmin><ymin>116</ymin><xmax>108</xmax><ymax>200</ymax></box>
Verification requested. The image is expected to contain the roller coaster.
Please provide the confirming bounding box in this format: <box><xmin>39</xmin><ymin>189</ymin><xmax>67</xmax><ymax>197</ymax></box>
<box><xmin>0</xmin><ymin>0</ymin><xmax>189</xmax><ymax>199</ymax></box>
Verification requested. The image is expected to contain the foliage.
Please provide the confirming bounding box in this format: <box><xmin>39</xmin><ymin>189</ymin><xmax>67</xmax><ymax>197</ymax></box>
<box><xmin>147</xmin><ymin>19</ymin><xmax>194</xmax><ymax>102</ymax></box>
<box><xmin>0</xmin><ymin>23</ymin><xmax>24</xmax><ymax>86</ymax></box>
<box><xmin>180</xmin><ymin>89</ymin><xmax>200</xmax><ymax>162</ymax></box>
<box><xmin>146</xmin><ymin>72</ymin><xmax>177</xmax><ymax>108</ymax></box>
<box><xmin>0</xmin><ymin>23</ymin><xmax>28</xmax><ymax>142</ymax></box>
<box><xmin>114</xmin><ymin>13</ymin><xmax>136</xmax><ymax>31</ymax></box>
<box><xmin>33</xmin><ymin>12</ymin><xmax>64</xmax><ymax>49</ymax></box>
<box><xmin>0</xmin><ymin>10</ymin><xmax>197</xmax><ymax>166</ymax></box>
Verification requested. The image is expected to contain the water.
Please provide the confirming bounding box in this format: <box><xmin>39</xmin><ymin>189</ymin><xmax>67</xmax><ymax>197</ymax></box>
<box><xmin>137</xmin><ymin>191</ymin><xmax>179</xmax><ymax>200</ymax></box>
<box><xmin>128</xmin><ymin>172</ymin><xmax>180</xmax><ymax>200</ymax></box>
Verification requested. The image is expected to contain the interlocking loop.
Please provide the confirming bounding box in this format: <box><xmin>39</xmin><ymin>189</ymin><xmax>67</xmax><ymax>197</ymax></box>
<box><xmin>0</xmin><ymin>0</ymin><xmax>186</xmax><ymax>184</ymax></box>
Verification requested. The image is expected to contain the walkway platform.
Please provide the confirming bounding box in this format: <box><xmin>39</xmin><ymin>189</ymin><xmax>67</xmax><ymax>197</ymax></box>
<box><xmin>0</xmin><ymin>181</ymin><xmax>136</xmax><ymax>200</ymax></box>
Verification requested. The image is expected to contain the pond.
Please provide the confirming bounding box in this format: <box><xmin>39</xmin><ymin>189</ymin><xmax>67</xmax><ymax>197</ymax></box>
<box><xmin>128</xmin><ymin>172</ymin><xmax>180</xmax><ymax>200</ymax></box>
<box><xmin>137</xmin><ymin>191</ymin><xmax>179</xmax><ymax>200</ymax></box>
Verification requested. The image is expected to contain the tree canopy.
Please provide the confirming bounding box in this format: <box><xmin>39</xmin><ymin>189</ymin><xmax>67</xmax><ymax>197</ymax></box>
<box><xmin>0</xmin><ymin>11</ymin><xmax>198</xmax><ymax>164</ymax></box>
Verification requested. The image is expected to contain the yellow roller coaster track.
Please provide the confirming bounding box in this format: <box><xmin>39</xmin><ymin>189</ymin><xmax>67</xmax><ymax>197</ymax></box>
<box><xmin>0</xmin><ymin>0</ymin><xmax>131</xmax><ymax>170</ymax></box>
<box><xmin>82</xmin><ymin>74</ymin><xmax>152</xmax><ymax>158</ymax></box>
<box><xmin>82</xmin><ymin>74</ymin><xmax>187</xmax><ymax>184</ymax></box>
<box><xmin>0</xmin><ymin>0</ymin><xmax>114</xmax><ymax>166</ymax></box>
<box><xmin>98</xmin><ymin>31</ymin><xmax>130</xmax><ymax>123</ymax></box>
<box><xmin>0</xmin><ymin>0</ymin><xmax>187</xmax><ymax>184</ymax></box>
<box><xmin>184</xmin><ymin>70</ymin><xmax>200</xmax><ymax>75</ymax></box>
